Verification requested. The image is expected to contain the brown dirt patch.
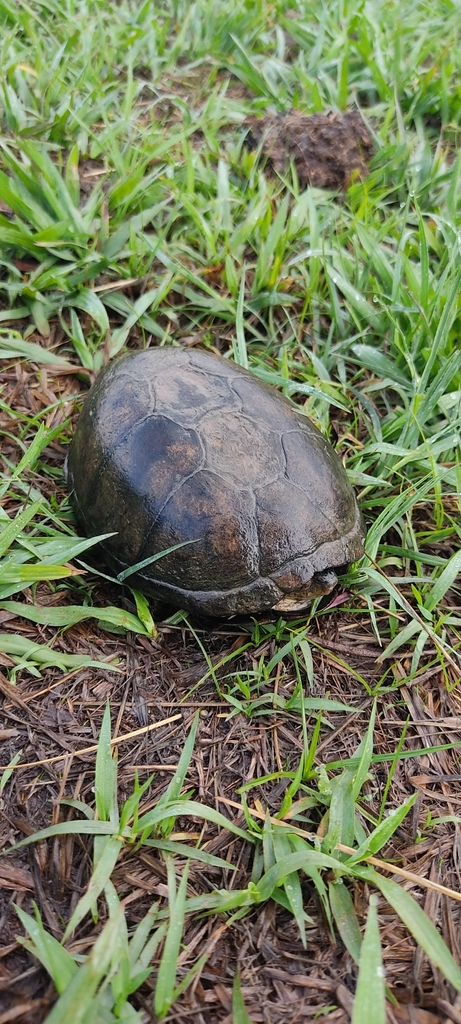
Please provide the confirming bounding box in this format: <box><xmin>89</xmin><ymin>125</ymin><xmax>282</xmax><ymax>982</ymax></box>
<box><xmin>0</xmin><ymin>609</ymin><xmax>460</xmax><ymax>1024</ymax></box>
<box><xmin>246</xmin><ymin>110</ymin><xmax>374</xmax><ymax>190</ymax></box>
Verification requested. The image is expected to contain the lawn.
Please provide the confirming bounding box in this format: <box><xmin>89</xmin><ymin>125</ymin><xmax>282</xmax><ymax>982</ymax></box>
<box><xmin>0</xmin><ymin>0</ymin><xmax>460</xmax><ymax>1021</ymax></box>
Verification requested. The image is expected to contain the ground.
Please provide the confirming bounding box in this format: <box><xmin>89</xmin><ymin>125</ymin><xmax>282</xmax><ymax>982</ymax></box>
<box><xmin>1</xmin><ymin>0</ymin><xmax>461</xmax><ymax>1019</ymax></box>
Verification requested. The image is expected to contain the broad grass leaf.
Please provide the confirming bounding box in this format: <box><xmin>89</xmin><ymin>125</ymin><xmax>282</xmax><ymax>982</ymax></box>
<box><xmin>289</xmin><ymin>834</ymin><xmax>333</xmax><ymax>930</ymax></box>
<box><xmin>0</xmin><ymin>502</ymin><xmax>43</xmax><ymax>558</ymax></box>
<box><xmin>144</xmin><ymin>839</ymin><xmax>236</xmax><ymax>871</ymax></box>
<box><xmin>105</xmin><ymin>890</ymin><xmax>141</xmax><ymax>1012</ymax></box>
<box><xmin>327</xmin><ymin>268</ymin><xmax>386</xmax><ymax>332</ymax></box>
<box><xmin>95</xmin><ymin>703</ymin><xmax>118</xmax><ymax>825</ymax></box>
<box><xmin>328</xmin><ymin>879</ymin><xmax>362</xmax><ymax>964</ymax></box>
<box><xmin>376</xmin><ymin>618</ymin><xmax>421</xmax><ymax>662</ymax></box>
<box><xmin>0</xmin><ymin>221</ymin><xmax>44</xmax><ymax>253</ymax></box>
<box><xmin>0</xmin><ymin>751</ymin><xmax>22</xmax><ymax>791</ymax></box>
<box><xmin>6</xmin><ymin>423</ymin><xmax>60</xmax><ymax>477</ymax></box>
<box><xmin>129</xmin><ymin>909</ymin><xmax>167</xmax><ymax>972</ymax></box>
<box><xmin>324</xmin><ymin>770</ymin><xmax>355</xmax><ymax>854</ymax></box>
<box><xmin>233</xmin><ymin>267</ymin><xmax>249</xmax><ymax>368</ymax></box>
<box><xmin>232</xmin><ymin>971</ymin><xmax>253</xmax><ymax>1024</ymax></box>
<box><xmin>65</xmin><ymin>144</ymin><xmax>80</xmax><ymax>206</ymax></box>
<box><xmin>44</xmin><ymin>906</ymin><xmax>124</xmax><ymax>1024</ymax></box>
<box><xmin>130</xmin><ymin>590</ymin><xmax>156</xmax><ymax>637</ymax></box>
<box><xmin>0</xmin><ymin>565</ymin><xmax>81</xmax><ymax>588</ymax></box>
<box><xmin>63</xmin><ymin>307</ymin><xmax>93</xmax><ymax>368</ymax></box>
<box><xmin>0</xmin><ymin>600</ymin><xmax>150</xmax><ymax>635</ymax></box>
<box><xmin>0</xmin><ymin>166</ymin><xmax>53</xmax><ymax>229</ymax></box>
<box><xmin>180</xmin><ymin>888</ymin><xmax>256</xmax><ymax>916</ymax></box>
<box><xmin>272</xmin><ymin>831</ymin><xmax>306</xmax><ymax>945</ymax></box>
<box><xmin>6</xmin><ymin>821</ymin><xmax>122</xmax><ymax>854</ymax></box>
<box><xmin>348</xmin><ymin>794</ymin><xmax>417</xmax><ymax>861</ymax></box>
<box><xmin>136</xmin><ymin>800</ymin><xmax>251</xmax><ymax>843</ymax></box>
<box><xmin>358</xmin><ymin>869</ymin><xmax>461</xmax><ymax>991</ymax></box>
<box><xmin>0</xmin><ymin>333</ymin><xmax>72</xmax><ymax>365</ymax></box>
<box><xmin>0</xmin><ymin>634</ymin><xmax>119</xmax><ymax>674</ymax></box>
<box><xmin>422</xmin><ymin>265</ymin><xmax>461</xmax><ymax>388</ymax></box>
<box><xmin>70</xmin><ymin>288</ymin><xmax>110</xmax><ymax>333</ymax></box>
<box><xmin>108</xmin><ymin>283</ymin><xmax>175</xmax><ymax>356</ymax></box>
<box><xmin>229</xmin><ymin>35</ymin><xmax>281</xmax><ymax>101</ymax></box>
<box><xmin>261</xmin><ymin>809</ymin><xmax>276</xmax><ymax>874</ymax></box>
<box><xmin>19</xmin><ymin>536</ymin><xmax>115</xmax><ymax>563</ymax></box>
<box><xmin>62</xmin><ymin>836</ymin><xmax>123</xmax><ymax>942</ymax></box>
<box><xmin>117</xmin><ymin>540</ymin><xmax>198</xmax><ymax>582</ymax></box>
<box><xmin>420</xmin><ymin>350</ymin><xmax>461</xmax><ymax>421</ymax></box>
<box><xmin>352</xmin><ymin>701</ymin><xmax>376</xmax><ymax>800</ymax></box>
<box><xmin>19</xmin><ymin>140</ymin><xmax>85</xmax><ymax>228</ymax></box>
<box><xmin>16</xmin><ymin>905</ymin><xmax>77</xmax><ymax>992</ymax></box>
<box><xmin>255</xmin><ymin>851</ymin><xmax>347</xmax><ymax>903</ymax></box>
<box><xmin>415</xmin><ymin>207</ymin><xmax>429</xmax><ymax>311</ymax></box>
<box><xmin>351</xmin><ymin>897</ymin><xmax>385</xmax><ymax>1024</ymax></box>
<box><xmin>154</xmin><ymin>860</ymin><xmax>189</xmax><ymax>1018</ymax></box>
<box><xmin>0</xmin><ymin>307</ymin><xmax>30</xmax><ymax>323</ymax></box>
<box><xmin>423</xmin><ymin>550</ymin><xmax>461</xmax><ymax>613</ymax></box>
<box><xmin>351</xmin><ymin>344</ymin><xmax>410</xmax><ymax>388</ymax></box>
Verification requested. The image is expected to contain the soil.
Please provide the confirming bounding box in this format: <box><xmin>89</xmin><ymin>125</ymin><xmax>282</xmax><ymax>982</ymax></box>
<box><xmin>0</xmin><ymin>356</ymin><xmax>460</xmax><ymax>1024</ymax></box>
<box><xmin>245</xmin><ymin>110</ymin><xmax>374</xmax><ymax>190</ymax></box>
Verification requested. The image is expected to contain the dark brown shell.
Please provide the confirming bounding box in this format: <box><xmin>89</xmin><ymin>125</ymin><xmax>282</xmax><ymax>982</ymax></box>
<box><xmin>67</xmin><ymin>348</ymin><xmax>365</xmax><ymax>615</ymax></box>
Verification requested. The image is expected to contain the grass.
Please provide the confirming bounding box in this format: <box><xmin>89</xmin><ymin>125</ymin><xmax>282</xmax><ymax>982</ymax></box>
<box><xmin>0</xmin><ymin>0</ymin><xmax>460</xmax><ymax>1020</ymax></box>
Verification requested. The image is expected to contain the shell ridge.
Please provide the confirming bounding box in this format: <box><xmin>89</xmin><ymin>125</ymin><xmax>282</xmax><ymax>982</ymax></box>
<box><xmin>278</xmin><ymin>432</ymin><xmax>342</xmax><ymax>539</ymax></box>
<box><xmin>89</xmin><ymin>411</ymin><xmax>172</xmax><ymax>482</ymax></box>
<box><xmin>139</xmin><ymin>465</ymin><xmax>204</xmax><ymax>556</ymax></box>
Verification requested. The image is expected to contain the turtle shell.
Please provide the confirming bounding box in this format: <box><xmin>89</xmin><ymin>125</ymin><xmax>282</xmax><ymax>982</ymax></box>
<box><xmin>67</xmin><ymin>348</ymin><xmax>365</xmax><ymax>616</ymax></box>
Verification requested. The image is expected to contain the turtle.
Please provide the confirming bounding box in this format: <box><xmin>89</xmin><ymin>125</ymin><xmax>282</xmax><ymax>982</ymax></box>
<box><xmin>67</xmin><ymin>347</ymin><xmax>366</xmax><ymax>616</ymax></box>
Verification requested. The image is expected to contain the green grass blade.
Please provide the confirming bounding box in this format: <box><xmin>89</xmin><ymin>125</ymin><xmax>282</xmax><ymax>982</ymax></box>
<box><xmin>348</xmin><ymin>794</ymin><xmax>417</xmax><ymax>861</ymax></box>
<box><xmin>359</xmin><ymin>868</ymin><xmax>461</xmax><ymax>992</ymax></box>
<box><xmin>0</xmin><ymin>502</ymin><xmax>43</xmax><ymax>558</ymax></box>
<box><xmin>351</xmin><ymin>344</ymin><xmax>411</xmax><ymax>388</ymax></box>
<box><xmin>328</xmin><ymin>879</ymin><xmax>362</xmax><ymax>964</ymax></box>
<box><xmin>144</xmin><ymin>839</ymin><xmax>237</xmax><ymax>871</ymax></box>
<box><xmin>324</xmin><ymin>769</ymin><xmax>355</xmax><ymax>854</ymax></box>
<box><xmin>352</xmin><ymin>701</ymin><xmax>376</xmax><ymax>800</ymax></box>
<box><xmin>70</xmin><ymin>287</ymin><xmax>110</xmax><ymax>334</ymax></box>
<box><xmin>137</xmin><ymin>799</ymin><xmax>251</xmax><ymax>843</ymax></box>
<box><xmin>0</xmin><ymin>600</ymin><xmax>150</xmax><ymax>636</ymax></box>
<box><xmin>423</xmin><ymin>550</ymin><xmax>461</xmax><ymax>613</ymax></box>
<box><xmin>45</xmin><ymin>906</ymin><xmax>124</xmax><ymax>1024</ymax></box>
<box><xmin>62</xmin><ymin>836</ymin><xmax>123</xmax><ymax>943</ymax></box>
<box><xmin>0</xmin><ymin>332</ymin><xmax>72</xmax><ymax>365</ymax></box>
<box><xmin>351</xmin><ymin>896</ymin><xmax>386</xmax><ymax>1024</ymax></box>
<box><xmin>233</xmin><ymin>268</ymin><xmax>249</xmax><ymax>369</ymax></box>
<box><xmin>255</xmin><ymin>850</ymin><xmax>348</xmax><ymax>903</ymax></box>
<box><xmin>422</xmin><ymin>266</ymin><xmax>461</xmax><ymax>389</ymax></box>
<box><xmin>154</xmin><ymin>860</ymin><xmax>189</xmax><ymax>1018</ymax></box>
<box><xmin>16</xmin><ymin>905</ymin><xmax>78</xmax><ymax>993</ymax></box>
<box><xmin>95</xmin><ymin>702</ymin><xmax>118</xmax><ymax>825</ymax></box>
<box><xmin>0</xmin><ymin>634</ymin><xmax>119</xmax><ymax>674</ymax></box>
<box><xmin>155</xmin><ymin>713</ymin><xmax>199</xmax><ymax>811</ymax></box>
<box><xmin>272</xmin><ymin>831</ymin><xmax>306</xmax><ymax>946</ymax></box>
<box><xmin>232</xmin><ymin>971</ymin><xmax>253</xmax><ymax>1024</ymax></box>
